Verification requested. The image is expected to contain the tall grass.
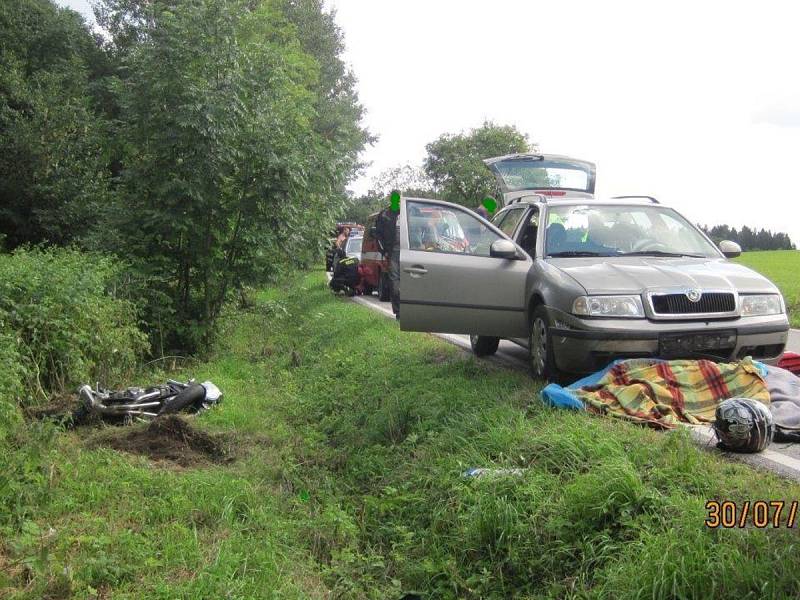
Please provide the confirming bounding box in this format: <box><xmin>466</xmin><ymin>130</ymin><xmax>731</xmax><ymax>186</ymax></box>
<box><xmin>2</xmin><ymin>270</ymin><xmax>800</xmax><ymax>598</ymax></box>
<box><xmin>0</xmin><ymin>248</ymin><xmax>149</xmax><ymax>403</ymax></box>
<box><xmin>735</xmin><ymin>250</ymin><xmax>800</xmax><ymax>327</ymax></box>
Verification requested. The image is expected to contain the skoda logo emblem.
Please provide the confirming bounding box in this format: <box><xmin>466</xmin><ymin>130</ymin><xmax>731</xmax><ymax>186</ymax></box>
<box><xmin>686</xmin><ymin>288</ymin><xmax>702</xmax><ymax>303</ymax></box>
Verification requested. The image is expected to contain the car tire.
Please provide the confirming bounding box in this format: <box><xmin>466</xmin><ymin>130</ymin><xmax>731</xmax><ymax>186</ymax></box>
<box><xmin>378</xmin><ymin>271</ymin><xmax>391</xmax><ymax>302</ymax></box>
<box><xmin>529</xmin><ymin>305</ymin><xmax>562</xmax><ymax>382</ymax></box>
<box><xmin>470</xmin><ymin>335</ymin><xmax>500</xmax><ymax>357</ymax></box>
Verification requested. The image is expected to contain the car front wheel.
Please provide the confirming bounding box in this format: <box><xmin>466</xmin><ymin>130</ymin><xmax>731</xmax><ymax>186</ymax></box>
<box><xmin>470</xmin><ymin>335</ymin><xmax>499</xmax><ymax>357</ymax></box>
<box><xmin>529</xmin><ymin>305</ymin><xmax>561</xmax><ymax>381</ymax></box>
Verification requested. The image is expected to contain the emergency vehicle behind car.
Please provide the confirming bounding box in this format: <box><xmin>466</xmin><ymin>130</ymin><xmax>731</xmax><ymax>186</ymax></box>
<box><xmin>361</xmin><ymin>212</ymin><xmax>392</xmax><ymax>300</ymax></box>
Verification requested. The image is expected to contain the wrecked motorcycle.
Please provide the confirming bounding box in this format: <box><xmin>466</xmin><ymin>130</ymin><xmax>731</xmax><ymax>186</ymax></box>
<box><xmin>77</xmin><ymin>379</ymin><xmax>222</xmax><ymax>423</ymax></box>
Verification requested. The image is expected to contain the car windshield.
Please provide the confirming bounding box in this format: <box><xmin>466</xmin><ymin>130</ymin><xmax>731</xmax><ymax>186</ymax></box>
<box><xmin>346</xmin><ymin>237</ymin><xmax>362</xmax><ymax>253</ymax></box>
<box><xmin>543</xmin><ymin>204</ymin><xmax>720</xmax><ymax>258</ymax></box>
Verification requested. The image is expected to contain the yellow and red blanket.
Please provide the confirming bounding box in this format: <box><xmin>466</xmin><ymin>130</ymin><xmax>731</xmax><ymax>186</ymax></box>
<box><xmin>576</xmin><ymin>358</ymin><xmax>769</xmax><ymax>429</ymax></box>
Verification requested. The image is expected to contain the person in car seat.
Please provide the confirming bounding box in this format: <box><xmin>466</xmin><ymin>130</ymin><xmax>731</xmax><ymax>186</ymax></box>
<box><xmin>546</xmin><ymin>222</ymin><xmax>567</xmax><ymax>255</ymax></box>
<box><xmin>587</xmin><ymin>213</ymin><xmax>614</xmax><ymax>247</ymax></box>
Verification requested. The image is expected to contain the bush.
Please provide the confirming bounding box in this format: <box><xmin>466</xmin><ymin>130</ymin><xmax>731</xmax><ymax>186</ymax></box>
<box><xmin>0</xmin><ymin>329</ymin><xmax>25</xmax><ymax>441</ymax></box>
<box><xmin>0</xmin><ymin>247</ymin><xmax>149</xmax><ymax>406</ymax></box>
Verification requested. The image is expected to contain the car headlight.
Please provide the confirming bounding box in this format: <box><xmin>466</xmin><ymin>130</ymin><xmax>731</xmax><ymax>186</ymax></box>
<box><xmin>572</xmin><ymin>295</ymin><xmax>645</xmax><ymax>318</ymax></box>
<box><xmin>740</xmin><ymin>294</ymin><xmax>783</xmax><ymax>317</ymax></box>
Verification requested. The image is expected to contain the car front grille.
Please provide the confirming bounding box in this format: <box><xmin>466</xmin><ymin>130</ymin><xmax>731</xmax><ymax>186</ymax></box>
<box><xmin>651</xmin><ymin>292</ymin><xmax>736</xmax><ymax>315</ymax></box>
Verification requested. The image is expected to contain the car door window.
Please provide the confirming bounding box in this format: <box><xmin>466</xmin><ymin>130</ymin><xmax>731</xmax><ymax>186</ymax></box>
<box><xmin>498</xmin><ymin>207</ymin><xmax>525</xmax><ymax>236</ymax></box>
<box><xmin>407</xmin><ymin>200</ymin><xmax>503</xmax><ymax>257</ymax></box>
<box><xmin>491</xmin><ymin>210</ymin><xmax>507</xmax><ymax>227</ymax></box>
<box><xmin>517</xmin><ymin>209</ymin><xmax>539</xmax><ymax>257</ymax></box>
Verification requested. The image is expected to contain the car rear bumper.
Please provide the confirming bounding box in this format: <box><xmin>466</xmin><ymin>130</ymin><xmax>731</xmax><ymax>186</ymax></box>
<box><xmin>546</xmin><ymin>309</ymin><xmax>790</xmax><ymax>374</ymax></box>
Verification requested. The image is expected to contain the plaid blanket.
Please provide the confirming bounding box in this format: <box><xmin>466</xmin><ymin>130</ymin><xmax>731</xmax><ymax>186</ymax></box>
<box><xmin>575</xmin><ymin>358</ymin><xmax>769</xmax><ymax>429</ymax></box>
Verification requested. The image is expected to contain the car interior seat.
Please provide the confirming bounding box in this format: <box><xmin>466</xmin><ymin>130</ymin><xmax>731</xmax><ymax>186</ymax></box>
<box><xmin>409</xmin><ymin>217</ymin><xmax>437</xmax><ymax>250</ymax></box>
<box><xmin>545</xmin><ymin>222</ymin><xmax>567</xmax><ymax>254</ymax></box>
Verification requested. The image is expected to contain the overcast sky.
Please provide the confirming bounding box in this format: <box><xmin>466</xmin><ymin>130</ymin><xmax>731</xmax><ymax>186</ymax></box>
<box><xmin>60</xmin><ymin>0</ymin><xmax>800</xmax><ymax>243</ymax></box>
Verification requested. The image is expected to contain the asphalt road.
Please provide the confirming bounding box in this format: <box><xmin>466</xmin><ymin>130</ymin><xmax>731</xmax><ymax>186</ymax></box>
<box><xmin>790</xmin><ymin>328</ymin><xmax>800</xmax><ymax>354</ymax></box>
<box><xmin>348</xmin><ymin>286</ymin><xmax>800</xmax><ymax>482</ymax></box>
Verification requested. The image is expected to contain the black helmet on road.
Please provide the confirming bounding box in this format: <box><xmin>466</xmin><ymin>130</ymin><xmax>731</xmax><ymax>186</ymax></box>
<box><xmin>713</xmin><ymin>398</ymin><xmax>774</xmax><ymax>453</ymax></box>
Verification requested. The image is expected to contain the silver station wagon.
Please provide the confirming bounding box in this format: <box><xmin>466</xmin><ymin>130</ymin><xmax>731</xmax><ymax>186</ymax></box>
<box><xmin>397</xmin><ymin>154</ymin><xmax>790</xmax><ymax>380</ymax></box>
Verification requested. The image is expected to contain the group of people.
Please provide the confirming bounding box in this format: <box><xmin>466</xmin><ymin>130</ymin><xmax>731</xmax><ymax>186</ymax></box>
<box><xmin>331</xmin><ymin>201</ymin><xmax>491</xmax><ymax>312</ymax></box>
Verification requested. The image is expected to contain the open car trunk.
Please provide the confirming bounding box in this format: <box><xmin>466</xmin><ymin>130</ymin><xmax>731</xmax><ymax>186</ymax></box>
<box><xmin>484</xmin><ymin>153</ymin><xmax>596</xmax><ymax>206</ymax></box>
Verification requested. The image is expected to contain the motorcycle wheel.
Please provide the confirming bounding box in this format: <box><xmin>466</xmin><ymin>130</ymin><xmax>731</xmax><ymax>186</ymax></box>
<box><xmin>159</xmin><ymin>383</ymin><xmax>206</xmax><ymax>415</ymax></box>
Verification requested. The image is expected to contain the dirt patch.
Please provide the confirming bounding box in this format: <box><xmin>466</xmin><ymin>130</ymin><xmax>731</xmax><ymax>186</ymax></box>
<box><xmin>92</xmin><ymin>415</ymin><xmax>233</xmax><ymax>467</ymax></box>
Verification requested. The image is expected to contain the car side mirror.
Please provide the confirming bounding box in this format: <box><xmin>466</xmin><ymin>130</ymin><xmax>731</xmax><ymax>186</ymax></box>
<box><xmin>490</xmin><ymin>239</ymin><xmax>520</xmax><ymax>259</ymax></box>
<box><xmin>719</xmin><ymin>240</ymin><xmax>742</xmax><ymax>258</ymax></box>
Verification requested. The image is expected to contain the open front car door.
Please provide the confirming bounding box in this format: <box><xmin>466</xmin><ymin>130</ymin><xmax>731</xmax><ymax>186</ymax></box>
<box><xmin>398</xmin><ymin>198</ymin><xmax>530</xmax><ymax>337</ymax></box>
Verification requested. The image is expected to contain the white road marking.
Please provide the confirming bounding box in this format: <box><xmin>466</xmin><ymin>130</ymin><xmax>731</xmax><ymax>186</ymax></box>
<box><xmin>352</xmin><ymin>295</ymin><xmax>394</xmax><ymax>317</ymax></box>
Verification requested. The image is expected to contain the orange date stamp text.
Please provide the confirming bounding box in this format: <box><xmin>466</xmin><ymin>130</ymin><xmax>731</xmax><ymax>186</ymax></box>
<box><xmin>705</xmin><ymin>500</ymin><xmax>798</xmax><ymax>529</ymax></box>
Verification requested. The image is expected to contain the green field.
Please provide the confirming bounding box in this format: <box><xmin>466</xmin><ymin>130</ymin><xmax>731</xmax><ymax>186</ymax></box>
<box><xmin>734</xmin><ymin>250</ymin><xmax>800</xmax><ymax>328</ymax></box>
<box><xmin>4</xmin><ymin>271</ymin><xmax>800</xmax><ymax>598</ymax></box>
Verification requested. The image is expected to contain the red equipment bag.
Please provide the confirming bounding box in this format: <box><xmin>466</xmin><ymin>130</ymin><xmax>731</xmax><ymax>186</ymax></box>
<box><xmin>778</xmin><ymin>352</ymin><xmax>800</xmax><ymax>376</ymax></box>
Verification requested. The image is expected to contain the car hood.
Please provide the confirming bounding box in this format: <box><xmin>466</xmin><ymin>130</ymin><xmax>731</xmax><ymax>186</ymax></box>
<box><xmin>548</xmin><ymin>257</ymin><xmax>779</xmax><ymax>295</ymax></box>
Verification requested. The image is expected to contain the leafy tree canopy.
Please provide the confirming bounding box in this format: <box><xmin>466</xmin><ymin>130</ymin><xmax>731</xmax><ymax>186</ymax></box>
<box><xmin>0</xmin><ymin>0</ymin><xmax>369</xmax><ymax>352</ymax></box>
<box><xmin>97</xmin><ymin>0</ymin><xmax>369</xmax><ymax>350</ymax></box>
<box><xmin>424</xmin><ymin>121</ymin><xmax>533</xmax><ymax>207</ymax></box>
<box><xmin>0</xmin><ymin>0</ymin><xmax>110</xmax><ymax>246</ymax></box>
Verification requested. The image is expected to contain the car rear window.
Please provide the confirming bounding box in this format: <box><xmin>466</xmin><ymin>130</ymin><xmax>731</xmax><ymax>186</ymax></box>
<box><xmin>492</xmin><ymin>158</ymin><xmax>593</xmax><ymax>193</ymax></box>
<box><xmin>346</xmin><ymin>237</ymin><xmax>362</xmax><ymax>253</ymax></box>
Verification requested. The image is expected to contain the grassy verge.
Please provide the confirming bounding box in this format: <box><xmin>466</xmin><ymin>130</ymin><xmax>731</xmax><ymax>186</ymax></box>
<box><xmin>735</xmin><ymin>250</ymin><xmax>800</xmax><ymax>328</ymax></box>
<box><xmin>3</xmin><ymin>270</ymin><xmax>800</xmax><ymax>598</ymax></box>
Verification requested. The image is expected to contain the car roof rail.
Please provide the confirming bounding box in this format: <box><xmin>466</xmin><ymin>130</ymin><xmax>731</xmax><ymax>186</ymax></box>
<box><xmin>611</xmin><ymin>195</ymin><xmax>659</xmax><ymax>204</ymax></box>
<box><xmin>507</xmin><ymin>193</ymin><xmax>548</xmax><ymax>205</ymax></box>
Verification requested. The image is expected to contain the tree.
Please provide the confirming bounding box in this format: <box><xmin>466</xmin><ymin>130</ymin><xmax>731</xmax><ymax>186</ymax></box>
<box><xmin>369</xmin><ymin>164</ymin><xmax>436</xmax><ymax>198</ymax></box>
<box><xmin>340</xmin><ymin>193</ymin><xmax>385</xmax><ymax>225</ymax></box>
<box><xmin>699</xmin><ymin>223</ymin><xmax>795</xmax><ymax>251</ymax></box>
<box><xmin>739</xmin><ymin>226</ymin><xmax>755</xmax><ymax>250</ymax></box>
<box><xmin>97</xmin><ymin>0</ymin><xmax>367</xmax><ymax>350</ymax></box>
<box><xmin>0</xmin><ymin>0</ymin><xmax>112</xmax><ymax>247</ymax></box>
<box><xmin>339</xmin><ymin>163</ymin><xmax>437</xmax><ymax>224</ymax></box>
<box><xmin>423</xmin><ymin>121</ymin><xmax>533</xmax><ymax>206</ymax></box>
